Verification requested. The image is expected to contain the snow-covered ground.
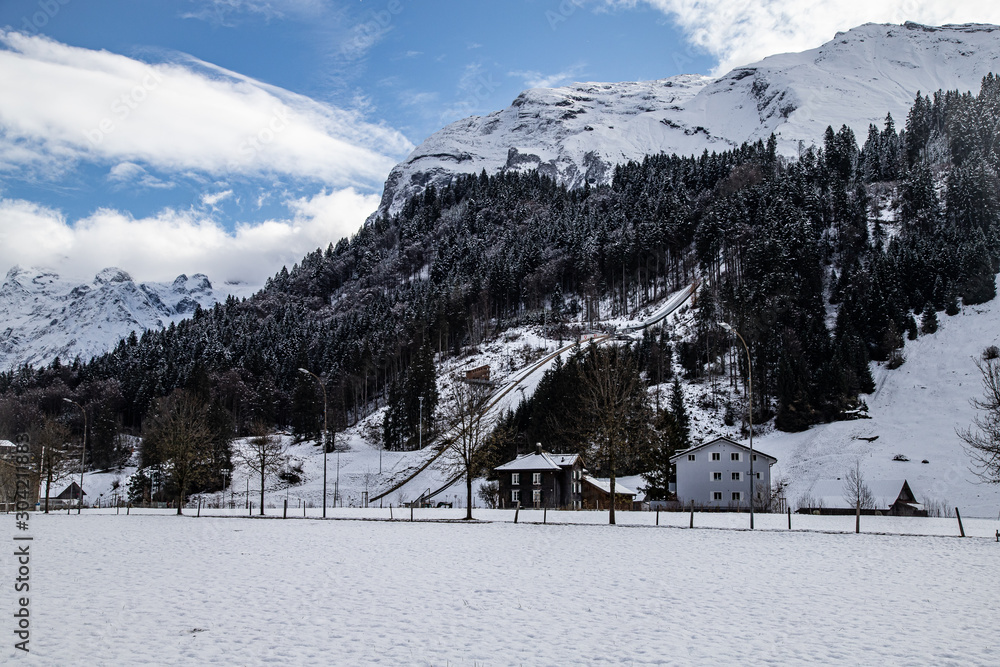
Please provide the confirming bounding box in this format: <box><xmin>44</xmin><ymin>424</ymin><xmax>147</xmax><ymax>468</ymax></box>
<box><xmin>5</xmin><ymin>511</ymin><xmax>998</xmax><ymax>665</ymax></box>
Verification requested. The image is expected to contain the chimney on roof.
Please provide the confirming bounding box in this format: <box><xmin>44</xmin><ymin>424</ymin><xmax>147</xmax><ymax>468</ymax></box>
<box><xmin>536</xmin><ymin>442</ymin><xmax>543</xmax><ymax>455</ymax></box>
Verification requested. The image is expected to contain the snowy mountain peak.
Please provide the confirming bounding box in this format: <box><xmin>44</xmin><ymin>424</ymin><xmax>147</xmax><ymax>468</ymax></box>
<box><xmin>0</xmin><ymin>267</ymin><xmax>230</xmax><ymax>369</ymax></box>
<box><xmin>95</xmin><ymin>267</ymin><xmax>133</xmax><ymax>285</ymax></box>
<box><xmin>376</xmin><ymin>22</ymin><xmax>1000</xmax><ymax>217</ymax></box>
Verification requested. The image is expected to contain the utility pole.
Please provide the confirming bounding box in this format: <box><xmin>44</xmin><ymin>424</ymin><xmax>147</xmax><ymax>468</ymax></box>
<box><xmin>719</xmin><ymin>321</ymin><xmax>754</xmax><ymax>530</ymax></box>
<box><xmin>418</xmin><ymin>395</ymin><xmax>424</xmax><ymax>450</ymax></box>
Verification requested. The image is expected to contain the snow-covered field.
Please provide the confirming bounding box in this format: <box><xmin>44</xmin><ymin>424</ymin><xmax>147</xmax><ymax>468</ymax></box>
<box><xmin>5</xmin><ymin>511</ymin><xmax>997</xmax><ymax>665</ymax></box>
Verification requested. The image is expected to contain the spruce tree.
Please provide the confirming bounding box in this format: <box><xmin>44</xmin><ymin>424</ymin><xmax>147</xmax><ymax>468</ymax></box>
<box><xmin>920</xmin><ymin>303</ymin><xmax>939</xmax><ymax>334</ymax></box>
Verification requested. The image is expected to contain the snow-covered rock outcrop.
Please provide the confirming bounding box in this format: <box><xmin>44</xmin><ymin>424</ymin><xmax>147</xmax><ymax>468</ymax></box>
<box><xmin>378</xmin><ymin>22</ymin><xmax>1000</xmax><ymax>216</ymax></box>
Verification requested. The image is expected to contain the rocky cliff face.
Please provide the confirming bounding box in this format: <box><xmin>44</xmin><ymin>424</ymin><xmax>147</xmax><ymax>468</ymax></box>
<box><xmin>376</xmin><ymin>22</ymin><xmax>1000</xmax><ymax>217</ymax></box>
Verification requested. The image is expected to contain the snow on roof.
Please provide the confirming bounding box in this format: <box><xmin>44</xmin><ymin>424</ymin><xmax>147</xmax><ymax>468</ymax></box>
<box><xmin>548</xmin><ymin>453</ymin><xmax>580</xmax><ymax>467</ymax></box>
<box><xmin>808</xmin><ymin>479</ymin><xmax>916</xmax><ymax>509</ymax></box>
<box><xmin>582</xmin><ymin>475</ymin><xmax>636</xmax><ymax>497</ymax></box>
<box><xmin>495</xmin><ymin>452</ymin><xmax>562</xmax><ymax>472</ymax></box>
<box><xmin>0</xmin><ymin>439</ymin><xmax>16</xmax><ymax>449</ymax></box>
<box><xmin>669</xmin><ymin>436</ymin><xmax>777</xmax><ymax>463</ymax></box>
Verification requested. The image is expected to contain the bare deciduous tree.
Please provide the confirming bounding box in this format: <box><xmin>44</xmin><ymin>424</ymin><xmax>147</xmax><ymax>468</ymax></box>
<box><xmin>957</xmin><ymin>357</ymin><xmax>1000</xmax><ymax>482</ymax></box>
<box><xmin>30</xmin><ymin>418</ymin><xmax>74</xmax><ymax>513</ymax></box>
<box><xmin>843</xmin><ymin>459</ymin><xmax>874</xmax><ymax>533</ymax></box>
<box><xmin>443</xmin><ymin>382</ymin><xmax>493</xmax><ymax>520</ymax></box>
<box><xmin>236</xmin><ymin>424</ymin><xmax>289</xmax><ymax>515</ymax></box>
<box><xmin>578</xmin><ymin>345</ymin><xmax>652</xmax><ymax>525</ymax></box>
<box><xmin>143</xmin><ymin>389</ymin><xmax>214</xmax><ymax>515</ymax></box>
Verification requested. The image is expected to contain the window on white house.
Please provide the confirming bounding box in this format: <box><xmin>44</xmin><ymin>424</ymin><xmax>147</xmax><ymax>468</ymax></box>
<box><xmin>756</xmin><ymin>472</ymin><xmax>761</xmax><ymax>479</ymax></box>
<box><xmin>511</xmin><ymin>473</ymin><xmax>520</xmax><ymax>485</ymax></box>
<box><xmin>713</xmin><ymin>492</ymin><xmax>723</xmax><ymax>501</ymax></box>
<box><xmin>512</xmin><ymin>490</ymin><xmax>520</xmax><ymax>503</ymax></box>
<box><xmin>532</xmin><ymin>490</ymin><xmax>541</xmax><ymax>504</ymax></box>
<box><xmin>732</xmin><ymin>472</ymin><xmax>741</xmax><ymax>481</ymax></box>
<box><xmin>752</xmin><ymin>454</ymin><xmax>758</xmax><ymax>461</ymax></box>
<box><xmin>732</xmin><ymin>492</ymin><xmax>742</xmax><ymax>501</ymax></box>
<box><xmin>711</xmin><ymin>452</ymin><xmax>721</xmax><ymax>461</ymax></box>
<box><xmin>532</xmin><ymin>472</ymin><xmax>542</xmax><ymax>485</ymax></box>
<box><xmin>712</xmin><ymin>472</ymin><xmax>722</xmax><ymax>481</ymax></box>
<box><xmin>688</xmin><ymin>454</ymin><xmax>696</xmax><ymax>461</ymax></box>
<box><xmin>731</xmin><ymin>452</ymin><xmax>740</xmax><ymax>461</ymax></box>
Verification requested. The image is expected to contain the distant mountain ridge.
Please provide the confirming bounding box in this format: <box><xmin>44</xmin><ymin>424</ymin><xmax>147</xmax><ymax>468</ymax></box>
<box><xmin>377</xmin><ymin>21</ymin><xmax>1000</xmax><ymax>216</ymax></box>
<box><xmin>0</xmin><ymin>266</ymin><xmax>240</xmax><ymax>369</ymax></box>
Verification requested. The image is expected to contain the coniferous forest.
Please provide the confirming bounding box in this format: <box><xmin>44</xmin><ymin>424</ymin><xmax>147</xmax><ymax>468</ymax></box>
<box><xmin>2</xmin><ymin>76</ymin><xmax>999</xmax><ymax>495</ymax></box>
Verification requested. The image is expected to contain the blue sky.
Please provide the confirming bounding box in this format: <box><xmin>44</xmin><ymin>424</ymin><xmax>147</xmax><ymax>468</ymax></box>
<box><xmin>0</xmin><ymin>0</ymin><xmax>995</xmax><ymax>285</ymax></box>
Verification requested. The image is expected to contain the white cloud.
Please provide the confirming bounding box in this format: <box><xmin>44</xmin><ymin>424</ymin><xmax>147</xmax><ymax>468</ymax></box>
<box><xmin>107</xmin><ymin>162</ymin><xmax>175</xmax><ymax>189</ymax></box>
<box><xmin>619</xmin><ymin>0</ymin><xmax>1000</xmax><ymax>73</ymax></box>
<box><xmin>0</xmin><ymin>30</ymin><xmax>413</xmax><ymax>188</ymax></box>
<box><xmin>509</xmin><ymin>64</ymin><xmax>588</xmax><ymax>89</ymax></box>
<box><xmin>0</xmin><ymin>189</ymin><xmax>381</xmax><ymax>286</ymax></box>
<box><xmin>201</xmin><ymin>190</ymin><xmax>234</xmax><ymax>208</ymax></box>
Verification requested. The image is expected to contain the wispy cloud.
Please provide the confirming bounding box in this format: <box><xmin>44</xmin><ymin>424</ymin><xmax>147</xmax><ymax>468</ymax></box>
<box><xmin>0</xmin><ymin>30</ymin><xmax>413</xmax><ymax>189</ymax></box>
<box><xmin>107</xmin><ymin>162</ymin><xmax>175</xmax><ymax>190</ymax></box>
<box><xmin>509</xmin><ymin>64</ymin><xmax>588</xmax><ymax>89</ymax></box>
<box><xmin>614</xmin><ymin>0</ymin><xmax>1000</xmax><ymax>74</ymax></box>
<box><xmin>181</xmin><ymin>0</ymin><xmax>327</xmax><ymax>27</ymax></box>
<box><xmin>0</xmin><ymin>189</ymin><xmax>382</xmax><ymax>284</ymax></box>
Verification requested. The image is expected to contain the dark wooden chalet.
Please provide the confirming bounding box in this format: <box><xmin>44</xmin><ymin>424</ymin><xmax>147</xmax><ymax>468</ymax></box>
<box><xmin>495</xmin><ymin>445</ymin><xmax>584</xmax><ymax>509</ymax></box>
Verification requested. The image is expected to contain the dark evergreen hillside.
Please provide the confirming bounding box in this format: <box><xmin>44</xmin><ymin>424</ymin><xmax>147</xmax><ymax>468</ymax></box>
<box><xmin>2</xmin><ymin>75</ymin><xmax>999</xmax><ymax>470</ymax></box>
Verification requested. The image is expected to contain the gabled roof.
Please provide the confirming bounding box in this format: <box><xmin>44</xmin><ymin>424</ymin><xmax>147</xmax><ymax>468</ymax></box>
<box><xmin>582</xmin><ymin>475</ymin><xmax>636</xmax><ymax>497</ymax></box>
<box><xmin>496</xmin><ymin>451</ymin><xmax>563</xmax><ymax>472</ymax></box>
<box><xmin>56</xmin><ymin>481</ymin><xmax>86</xmax><ymax>499</ymax></box>
<box><xmin>669</xmin><ymin>436</ymin><xmax>777</xmax><ymax>464</ymax></box>
<box><xmin>807</xmin><ymin>479</ymin><xmax>919</xmax><ymax>510</ymax></box>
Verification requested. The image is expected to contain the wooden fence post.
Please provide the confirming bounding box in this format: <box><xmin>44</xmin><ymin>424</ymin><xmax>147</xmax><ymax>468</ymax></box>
<box><xmin>689</xmin><ymin>499</ymin><xmax>694</xmax><ymax>528</ymax></box>
<box><xmin>410</xmin><ymin>505</ymin><xmax>413</xmax><ymax>522</ymax></box>
<box><xmin>656</xmin><ymin>508</ymin><xmax>660</xmax><ymax>526</ymax></box>
<box><xmin>197</xmin><ymin>498</ymin><xmax>201</xmax><ymax>517</ymax></box>
<box><xmin>126</xmin><ymin>502</ymin><xmax>130</xmax><ymax>515</ymax></box>
<box><xmin>544</xmin><ymin>506</ymin><xmax>547</xmax><ymax>524</ymax></box>
<box><xmin>283</xmin><ymin>499</ymin><xmax>288</xmax><ymax>519</ymax></box>
<box><xmin>514</xmin><ymin>501</ymin><xmax>520</xmax><ymax>524</ymax></box>
<box><xmin>787</xmin><ymin>507</ymin><xmax>791</xmax><ymax>530</ymax></box>
<box><xmin>390</xmin><ymin>504</ymin><xmax>393</xmax><ymax>520</ymax></box>
<box><xmin>955</xmin><ymin>507</ymin><xmax>965</xmax><ymax>537</ymax></box>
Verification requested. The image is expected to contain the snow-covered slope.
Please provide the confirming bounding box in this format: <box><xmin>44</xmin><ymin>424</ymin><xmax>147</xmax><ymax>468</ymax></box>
<box><xmin>378</xmin><ymin>22</ymin><xmax>1000</xmax><ymax>216</ymax></box>
<box><xmin>0</xmin><ymin>266</ymin><xmax>253</xmax><ymax>369</ymax></box>
<box><xmin>759</xmin><ymin>276</ymin><xmax>1000</xmax><ymax>518</ymax></box>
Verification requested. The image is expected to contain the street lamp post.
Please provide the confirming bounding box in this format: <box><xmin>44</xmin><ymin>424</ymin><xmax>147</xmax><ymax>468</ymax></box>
<box><xmin>718</xmin><ymin>322</ymin><xmax>754</xmax><ymax>530</ymax></box>
<box><xmin>418</xmin><ymin>395</ymin><xmax>424</xmax><ymax>451</ymax></box>
<box><xmin>299</xmin><ymin>368</ymin><xmax>328</xmax><ymax>518</ymax></box>
<box><xmin>63</xmin><ymin>398</ymin><xmax>86</xmax><ymax>514</ymax></box>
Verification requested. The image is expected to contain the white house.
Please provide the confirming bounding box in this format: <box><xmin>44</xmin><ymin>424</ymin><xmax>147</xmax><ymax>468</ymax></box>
<box><xmin>669</xmin><ymin>436</ymin><xmax>777</xmax><ymax>510</ymax></box>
